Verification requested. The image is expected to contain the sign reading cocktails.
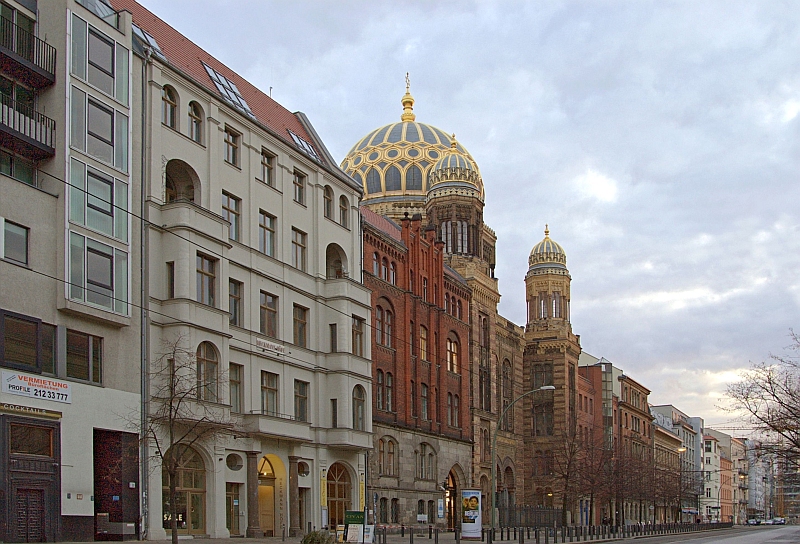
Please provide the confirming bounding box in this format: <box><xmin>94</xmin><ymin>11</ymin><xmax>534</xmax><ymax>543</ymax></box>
<box><xmin>2</xmin><ymin>370</ymin><xmax>72</xmax><ymax>404</ymax></box>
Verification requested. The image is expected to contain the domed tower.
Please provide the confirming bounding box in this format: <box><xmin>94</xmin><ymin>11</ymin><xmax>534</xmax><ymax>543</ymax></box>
<box><xmin>525</xmin><ymin>225</ymin><xmax>571</xmax><ymax>332</ymax></box>
<box><xmin>522</xmin><ymin>226</ymin><xmax>581</xmax><ymax>512</ymax></box>
<box><xmin>340</xmin><ymin>84</ymin><xmax>481</xmax><ymax>222</ymax></box>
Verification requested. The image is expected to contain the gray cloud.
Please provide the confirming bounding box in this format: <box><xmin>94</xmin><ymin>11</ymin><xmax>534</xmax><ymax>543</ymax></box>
<box><xmin>139</xmin><ymin>0</ymin><xmax>800</xmax><ymax>424</ymax></box>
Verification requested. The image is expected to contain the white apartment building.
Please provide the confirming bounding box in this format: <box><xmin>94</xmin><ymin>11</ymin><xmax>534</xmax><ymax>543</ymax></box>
<box><xmin>114</xmin><ymin>0</ymin><xmax>373</xmax><ymax>539</ymax></box>
<box><xmin>0</xmin><ymin>0</ymin><xmax>141</xmax><ymax>541</ymax></box>
<box><xmin>701</xmin><ymin>435</ymin><xmax>721</xmax><ymax>521</ymax></box>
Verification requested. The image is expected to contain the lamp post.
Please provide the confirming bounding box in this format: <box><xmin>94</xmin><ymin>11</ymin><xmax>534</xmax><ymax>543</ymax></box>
<box><xmin>677</xmin><ymin>447</ymin><xmax>686</xmax><ymax>523</ymax></box>
<box><xmin>490</xmin><ymin>385</ymin><xmax>556</xmax><ymax>532</ymax></box>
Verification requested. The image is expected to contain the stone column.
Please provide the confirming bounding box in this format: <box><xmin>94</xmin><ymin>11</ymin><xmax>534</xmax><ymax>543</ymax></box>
<box><xmin>289</xmin><ymin>456</ymin><xmax>301</xmax><ymax>536</ymax></box>
<box><xmin>245</xmin><ymin>452</ymin><xmax>261</xmax><ymax>537</ymax></box>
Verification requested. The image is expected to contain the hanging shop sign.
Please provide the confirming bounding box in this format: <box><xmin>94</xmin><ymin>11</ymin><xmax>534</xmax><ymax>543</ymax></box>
<box><xmin>2</xmin><ymin>370</ymin><xmax>72</xmax><ymax>404</ymax></box>
<box><xmin>0</xmin><ymin>402</ymin><xmax>62</xmax><ymax>419</ymax></box>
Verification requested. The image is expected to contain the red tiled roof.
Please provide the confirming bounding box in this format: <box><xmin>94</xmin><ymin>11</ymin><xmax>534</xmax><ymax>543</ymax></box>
<box><xmin>360</xmin><ymin>207</ymin><xmax>402</xmax><ymax>242</ymax></box>
<box><xmin>111</xmin><ymin>0</ymin><xmax>324</xmax><ymax>165</ymax></box>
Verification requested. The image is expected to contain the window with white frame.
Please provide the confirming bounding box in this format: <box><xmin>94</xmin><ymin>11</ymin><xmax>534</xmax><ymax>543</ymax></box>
<box><xmin>258</xmin><ymin>210</ymin><xmax>276</xmax><ymax>257</ymax></box>
<box><xmin>260</xmin><ymin>148</ymin><xmax>275</xmax><ymax>186</ymax></box>
<box><xmin>221</xmin><ymin>191</ymin><xmax>241</xmax><ymax>241</ymax></box>
<box><xmin>188</xmin><ymin>101</ymin><xmax>203</xmax><ymax>144</ymax></box>
<box><xmin>70</xmin><ymin>87</ymin><xmax>129</xmax><ymax>172</ymax></box>
<box><xmin>70</xmin><ymin>159</ymin><xmax>128</xmax><ymax>242</ymax></box>
<box><xmin>1</xmin><ymin>218</ymin><xmax>28</xmax><ymax>265</ymax></box>
<box><xmin>291</xmin><ymin>228</ymin><xmax>307</xmax><ymax>271</ymax></box>
<box><xmin>293</xmin><ymin>170</ymin><xmax>306</xmax><ymax>204</ymax></box>
<box><xmin>71</xmin><ymin>15</ymin><xmax>129</xmax><ymax>105</ymax></box>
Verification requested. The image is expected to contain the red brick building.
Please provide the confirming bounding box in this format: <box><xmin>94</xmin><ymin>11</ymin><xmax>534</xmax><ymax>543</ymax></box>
<box><xmin>362</xmin><ymin>208</ymin><xmax>471</xmax><ymax>528</ymax></box>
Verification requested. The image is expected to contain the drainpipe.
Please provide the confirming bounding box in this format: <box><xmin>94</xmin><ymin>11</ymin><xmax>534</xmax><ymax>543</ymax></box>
<box><xmin>139</xmin><ymin>45</ymin><xmax>153</xmax><ymax>540</ymax></box>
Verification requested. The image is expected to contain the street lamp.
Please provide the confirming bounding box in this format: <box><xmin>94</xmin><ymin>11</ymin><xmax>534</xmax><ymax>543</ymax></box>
<box><xmin>490</xmin><ymin>385</ymin><xmax>556</xmax><ymax>532</ymax></box>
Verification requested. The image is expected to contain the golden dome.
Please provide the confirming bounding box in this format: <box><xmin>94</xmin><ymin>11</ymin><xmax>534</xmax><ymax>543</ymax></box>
<box><xmin>341</xmin><ymin>84</ymin><xmax>482</xmax><ymax>207</ymax></box>
<box><xmin>427</xmin><ymin>136</ymin><xmax>484</xmax><ymax>202</ymax></box>
<box><xmin>528</xmin><ymin>225</ymin><xmax>568</xmax><ymax>276</ymax></box>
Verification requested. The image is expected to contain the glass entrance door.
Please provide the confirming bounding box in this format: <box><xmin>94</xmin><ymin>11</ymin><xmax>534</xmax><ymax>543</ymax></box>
<box><xmin>226</xmin><ymin>483</ymin><xmax>240</xmax><ymax>536</ymax></box>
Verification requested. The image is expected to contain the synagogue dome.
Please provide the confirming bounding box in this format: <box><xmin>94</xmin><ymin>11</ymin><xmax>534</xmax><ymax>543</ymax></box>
<box><xmin>341</xmin><ymin>85</ymin><xmax>483</xmax><ymax>207</ymax></box>
<box><xmin>528</xmin><ymin>226</ymin><xmax>568</xmax><ymax>275</ymax></box>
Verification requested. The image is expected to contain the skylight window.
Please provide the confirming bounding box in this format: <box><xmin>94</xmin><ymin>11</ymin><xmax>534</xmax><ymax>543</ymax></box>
<box><xmin>132</xmin><ymin>24</ymin><xmax>165</xmax><ymax>60</ymax></box>
<box><xmin>202</xmin><ymin>62</ymin><xmax>254</xmax><ymax>118</ymax></box>
<box><xmin>288</xmin><ymin>129</ymin><xmax>321</xmax><ymax>162</ymax></box>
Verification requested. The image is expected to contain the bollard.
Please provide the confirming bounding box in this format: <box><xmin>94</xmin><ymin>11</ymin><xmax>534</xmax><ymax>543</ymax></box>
<box><xmin>482</xmin><ymin>528</ymin><xmax>485</xmax><ymax>542</ymax></box>
<box><xmin>410</xmin><ymin>526</ymin><xmax>414</xmax><ymax>544</ymax></box>
<box><xmin>456</xmin><ymin>528</ymin><xmax>460</xmax><ymax>544</ymax></box>
<box><xmin>435</xmin><ymin>528</ymin><xmax>439</xmax><ymax>544</ymax></box>
<box><xmin>402</xmin><ymin>525</ymin><xmax>405</xmax><ymax>538</ymax></box>
<box><xmin>429</xmin><ymin>525</ymin><xmax>433</xmax><ymax>539</ymax></box>
<box><xmin>282</xmin><ymin>525</ymin><xmax>286</xmax><ymax>542</ymax></box>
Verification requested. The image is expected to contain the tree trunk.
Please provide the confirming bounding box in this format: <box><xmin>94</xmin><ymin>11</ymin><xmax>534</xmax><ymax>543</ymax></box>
<box><xmin>170</xmin><ymin>470</ymin><xmax>179</xmax><ymax>544</ymax></box>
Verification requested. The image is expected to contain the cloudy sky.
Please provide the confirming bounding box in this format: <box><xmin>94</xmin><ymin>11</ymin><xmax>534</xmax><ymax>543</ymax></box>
<box><xmin>138</xmin><ymin>0</ymin><xmax>800</xmax><ymax>428</ymax></box>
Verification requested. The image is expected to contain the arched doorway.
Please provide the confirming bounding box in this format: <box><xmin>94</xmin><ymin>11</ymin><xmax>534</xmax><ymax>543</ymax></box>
<box><xmin>258</xmin><ymin>456</ymin><xmax>277</xmax><ymax>536</ymax></box>
<box><xmin>445</xmin><ymin>470</ymin><xmax>459</xmax><ymax>529</ymax></box>
<box><xmin>327</xmin><ymin>463</ymin><xmax>352</xmax><ymax>527</ymax></box>
<box><xmin>162</xmin><ymin>446</ymin><xmax>206</xmax><ymax>535</ymax></box>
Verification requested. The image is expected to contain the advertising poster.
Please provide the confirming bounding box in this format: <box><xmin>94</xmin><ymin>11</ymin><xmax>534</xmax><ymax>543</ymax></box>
<box><xmin>460</xmin><ymin>489</ymin><xmax>482</xmax><ymax>539</ymax></box>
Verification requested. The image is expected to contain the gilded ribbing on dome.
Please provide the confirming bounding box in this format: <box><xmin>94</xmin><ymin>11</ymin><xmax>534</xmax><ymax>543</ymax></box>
<box><xmin>528</xmin><ymin>226</ymin><xmax>568</xmax><ymax>275</ymax></box>
<box><xmin>427</xmin><ymin>135</ymin><xmax>483</xmax><ymax>199</ymax></box>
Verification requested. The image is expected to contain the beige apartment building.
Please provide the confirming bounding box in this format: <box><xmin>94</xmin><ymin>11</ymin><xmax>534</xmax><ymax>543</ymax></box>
<box><xmin>0</xmin><ymin>0</ymin><xmax>141</xmax><ymax>541</ymax></box>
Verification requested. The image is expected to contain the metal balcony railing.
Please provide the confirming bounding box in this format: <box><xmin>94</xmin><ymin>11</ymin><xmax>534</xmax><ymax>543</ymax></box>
<box><xmin>0</xmin><ymin>93</ymin><xmax>55</xmax><ymax>156</ymax></box>
<box><xmin>0</xmin><ymin>16</ymin><xmax>56</xmax><ymax>81</ymax></box>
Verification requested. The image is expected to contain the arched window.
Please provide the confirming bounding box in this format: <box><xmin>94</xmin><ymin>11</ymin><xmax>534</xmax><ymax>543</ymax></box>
<box><xmin>389</xmin><ymin>262</ymin><xmax>397</xmax><ymax>285</ymax></box>
<box><xmin>456</xmin><ymin>300</ymin><xmax>462</xmax><ymax>320</ymax></box>
<box><xmin>447</xmin><ymin>393</ymin><xmax>453</xmax><ymax>426</ymax></box>
<box><xmin>327</xmin><ymin>463</ymin><xmax>352</xmax><ymax>527</ymax></box>
<box><xmin>391</xmin><ymin>498</ymin><xmax>399</xmax><ymax>523</ymax></box>
<box><xmin>162</xmin><ymin>85</ymin><xmax>177</xmax><ymax>128</ymax></box>
<box><xmin>444</xmin><ymin>293</ymin><xmax>449</xmax><ymax>313</ymax></box>
<box><xmin>365</xmin><ymin>168</ymin><xmax>381</xmax><ymax>194</ymax></box>
<box><xmin>188</xmin><ymin>101</ymin><xmax>203</xmax><ymax>143</ymax></box>
<box><xmin>454</xmin><ymin>394</ymin><xmax>460</xmax><ymax>427</ymax></box>
<box><xmin>446</xmin><ymin>337</ymin><xmax>459</xmax><ymax>373</ymax></box>
<box><xmin>406</xmin><ymin>164</ymin><xmax>422</xmax><ymax>190</ymax></box>
<box><xmin>451</xmin><ymin>296</ymin><xmax>456</xmax><ymax>315</ymax></box>
<box><xmin>376</xmin><ymin>370</ymin><xmax>384</xmax><ymax>410</ymax></box>
<box><xmin>379</xmin><ymin>497</ymin><xmax>388</xmax><ymax>523</ymax></box>
<box><xmin>553</xmin><ymin>292</ymin><xmax>562</xmax><ymax>318</ymax></box>
<box><xmin>482</xmin><ymin>428</ymin><xmax>490</xmax><ymax>461</ymax></box>
<box><xmin>419</xmin><ymin>326</ymin><xmax>428</xmax><ymax>361</ymax></box>
<box><xmin>196</xmin><ymin>341</ymin><xmax>218</xmax><ymax>402</ymax></box>
<box><xmin>386</xmin><ymin>373</ymin><xmax>393</xmax><ymax>411</ymax></box>
<box><xmin>375</xmin><ymin>306</ymin><xmax>384</xmax><ymax>345</ymax></box>
<box><xmin>373</xmin><ymin>252</ymin><xmax>379</xmax><ymax>276</ymax></box>
<box><xmin>339</xmin><ymin>196</ymin><xmax>349</xmax><ymax>228</ymax></box>
<box><xmin>323</xmin><ymin>186</ymin><xmax>333</xmax><ymax>219</ymax></box>
<box><xmin>381</xmin><ymin>258</ymin><xmax>388</xmax><ymax>281</ymax></box>
<box><xmin>385</xmin><ymin>166</ymin><xmax>401</xmax><ymax>191</ymax></box>
<box><xmin>161</xmin><ymin>446</ymin><xmax>206</xmax><ymax>534</ymax></box>
<box><xmin>353</xmin><ymin>385</ymin><xmax>366</xmax><ymax>430</ymax></box>
<box><xmin>378</xmin><ymin>439</ymin><xmax>385</xmax><ymax>474</ymax></box>
<box><xmin>387</xmin><ymin>439</ymin><xmax>395</xmax><ymax>475</ymax></box>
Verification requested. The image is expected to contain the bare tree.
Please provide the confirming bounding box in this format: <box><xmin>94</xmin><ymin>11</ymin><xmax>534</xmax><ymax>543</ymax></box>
<box><xmin>727</xmin><ymin>331</ymin><xmax>800</xmax><ymax>469</ymax></box>
<box><xmin>550</xmin><ymin>421</ymin><xmax>584</xmax><ymax>525</ymax></box>
<box><xmin>576</xmin><ymin>430</ymin><xmax>615</xmax><ymax>525</ymax></box>
<box><xmin>144</xmin><ymin>335</ymin><xmax>234</xmax><ymax>544</ymax></box>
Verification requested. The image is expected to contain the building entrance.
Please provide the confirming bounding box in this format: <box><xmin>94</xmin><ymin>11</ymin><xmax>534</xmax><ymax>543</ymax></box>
<box><xmin>226</xmin><ymin>483</ymin><xmax>241</xmax><ymax>535</ymax></box>
<box><xmin>258</xmin><ymin>457</ymin><xmax>276</xmax><ymax>536</ymax></box>
<box><xmin>161</xmin><ymin>446</ymin><xmax>206</xmax><ymax>535</ymax></box>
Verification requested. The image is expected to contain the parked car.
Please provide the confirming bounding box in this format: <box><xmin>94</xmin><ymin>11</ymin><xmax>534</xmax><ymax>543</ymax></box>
<box><xmin>773</xmin><ymin>517</ymin><xmax>786</xmax><ymax>525</ymax></box>
<box><xmin>764</xmin><ymin>519</ymin><xmax>774</xmax><ymax>525</ymax></box>
<box><xmin>747</xmin><ymin>518</ymin><xmax>760</xmax><ymax>525</ymax></box>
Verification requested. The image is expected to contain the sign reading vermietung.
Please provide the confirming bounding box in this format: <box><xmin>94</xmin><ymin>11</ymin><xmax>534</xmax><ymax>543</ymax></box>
<box><xmin>2</xmin><ymin>370</ymin><xmax>72</xmax><ymax>404</ymax></box>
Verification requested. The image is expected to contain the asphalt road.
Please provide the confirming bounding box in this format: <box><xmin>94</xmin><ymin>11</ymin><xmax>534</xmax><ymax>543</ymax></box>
<box><xmin>619</xmin><ymin>526</ymin><xmax>800</xmax><ymax>543</ymax></box>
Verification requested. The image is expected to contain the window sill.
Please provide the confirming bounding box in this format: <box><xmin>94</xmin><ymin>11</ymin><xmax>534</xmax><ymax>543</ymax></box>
<box><xmin>69</xmin><ymin>144</ymin><xmax>129</xmax><ymax>177</ymax></box>
<box><xmin>162</xmin><ymin>122</ymin><xmax>207</xmax><ymax>149</ymax></box>
<box><xmin>224</xmin><ymin>159</ymin><xmax>241</xmax><ymax>170</ymax></box>
<box><xmin>323</xmin><ymin>215</ymin><xmax>350</xmax><ymax>231</ymax></box>
<box><xmin>59</xmin><ymin>298</ymin><xmax>131</xmax><ymax>328</ymax></box>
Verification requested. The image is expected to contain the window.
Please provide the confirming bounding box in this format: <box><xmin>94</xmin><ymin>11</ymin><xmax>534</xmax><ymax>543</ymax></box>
<box><xmin>291</xmin><ymin>228</ymin><xmax>307</xmax><ymax>271</ymax></box>
<box><xmin>188</xmin><ymin>101</ymin><xmax>203</xmax><ymax>143</ymax></box>
<box><xmin>381</xmin><ymin>258</ymin><xmax>388</xmax><ymax>280</ymax></box>
<box><xmin>353</xmin><ymin>385</ymin><xmax>366</xmax><ymax>431</ymax></box>
<box><xmin>70</xmin><ymin>87</ymin><xmax>129</xmax><ymax>171</ymax></box>
<box><xmin>9</xmin><ymin>423</ymin><xmax>53</xmax><ymax>457</ymax></box>
<box><xmin>69</xmin><ymin>159</ymin><xmax>128</xmax><ymax>241</ymax></box>
<box><xmin>229</xmin><ymin>363</ymin><xmax>242</xmax><ymax>413</ymax></box>
<box><xmin>422</xmin><ymin>278</ymin><xmax>428</xmax><ymax>301</ymax></box>
<box><xmin>221</xmin><ymin>191</ymin><xmax>241</xmax><ymax>241</ymax></box>
<box><xmin>2</xmin><ymin>219</ymin><xmax>27</xmax><ymax>264</ymax></box>
<box><xmin>391</xmin><ymin>499</ymin><xmax>399</xmax><ymax>523</ymax></box>
<box><xmin>166</xmin><ymin>262</ymin><xmax>175</xmax><ymax>299</ymax></box>
<box><xmin>294</xmin><ymin>379</ymin><xmax>308</xmax><ymax>422</ymax></box>
<box><xmin>331</xmin><ymin>398</ymin><xmax>338</xmax><ymax>428</ymax></box>
<box><xmin>372</xmin><ymin>252</ymin><xmax>379</xmax><ymax>276</ymax></box>
<box><xmin>260</xmin><ymin>149</ymin><xmax>275</xmax><ymax>185</ymax></box>
<box><xmin>224</xmin><ymin>126</ymin><xmax>239</xmax><ymax>166</ymax></box>
<box><xmin>72</xmin><ymin>16</ymin><xmax>129</xmax><ymax>104</ymax></box>
<box><xmin>64</xmin><ymin>329</ymin><xmax>102</xmax><ymax>383</ymax></box>
<box><xmin>196</xmin><ymin>342</ymin><xmax>218</xmax><ymax>402</ymax></box>
<box><xmin>453</xmin><ymin>394</ymin><xmax>460</xmax><ymax>427</ymax></box>
<box><xmin>387</xmin><ymin>440</ymin><xmax>396</xmax><ymax>476</ymax></box>
<box><xmin>385</xmin><ymin>372</ymin><xmax>393</xmax><ymax>411</ymax></box>
<box><xmin>260</xmin><ymin>371</ymin><xmax>278</xmax><ymax>416</ymax></box>
<box><xmin>196</xmin><ymin>254</ymin><xmax>216</xmax><ymax>306</ymax></box>
<box><xmin>323</xmin><ymin>186</ymin><xmax>333</xmax><ymax>219</ymax></box>
<box><xmin>69</xmin><ymin>233</ymin><xmax>128</xmax><ymax>314</ymax></box>
<box><xmin>421</xmin><ymin>383</ymin><xmax>429</xmax><ymax>420</ymax></box>
<box><xmin>203</xmin><ymin>62</ymin><xmax>253</xmax><ymax>116</ymax></box>
<box><xmin>1</xmin><ymin>311</ymin><xmax>55</xmax><ymax>375</ymax></box>
<box><xmin>446</xmin><ymin>337</ymin><xmax>459</xmax><ymax>373</ymax></box>
<box><xmin>293</xmin><ymin>304</ymin><xmax>308</xmax><ymax>347</ymax></box>
<box><xmin>339</xmin><ymin>196</ymin><xmax>349</xmax><ymax>228</ymax></box>
<box><xmin>352</xmin><ymin>317</ymin><xmax>364</xmax><ymax>357</ymax></box>
<box><xmin>229</xmin><ymin>279</ymin><xmax>242</xmax><ymax>327</ymax></box>
<box><xmin>258</xmin><ymin>210</ymin><xmax>276</xmax><ymax>257</ymax></box>
<box><xmin>293</xmin><ymin>170</ymin><xmax>306</xmax><ymax>204</ymax></box>
<box><xmin>419</xmin><ymin>326</ymin><xmax>428</xmax><ymax>361</ymax></box>
<box><xmin>259</xmin><ymin>291</ymin><xmax>277</xmax><ymax>338</ymax></box>
<box><xmin>379</xmin><ymin>498</ymin><xmax>388</xmax><ymax>523</ymax></box>
<box><xmin>162</xmin><ymin>86</ymin><xmax>177</xmax><ymax>128</ymax></box>
<box><xmin>329</xmin><ymin>323</ymin><xmax>338</xmax><ymax>353</ymax></box>
<box><xmin>410</xmin><ymin>381</ymin><xmax>416</xmax><ymax>417</ymax></box>
<box><xmin>389</xmin><ymin>262</ymin><xmax>396</xmax><ymax>285</ymax></box>
<box><xmin>447</xmin><ymin>393</ymin><xmax>453</xmax><ymax>426</ymax></box>
<box><xmin>0</xmin><ymin>149</ymin><xmax>34</xmax><ymax>185</ymax></box>
<box><xmin>376</xmin><ymin>370</ymin><xmax>384</xmax><ymax>410</ymax></box>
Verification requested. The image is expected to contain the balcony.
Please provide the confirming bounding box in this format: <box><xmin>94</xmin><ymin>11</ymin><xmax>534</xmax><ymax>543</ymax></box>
<box><xmin>241</xmin><ymin>411</ymin><xmax>312</xmax><ymax>443</ymax></box>
<box><xmin>316</xmin><ymin>428</ymin><xmax>372</xmax><ymax>451</ymax></box>
<box><xmin>0</xmin><ymin>94</ymin><xmax>55</xmax><ymax>160</ymax></box>
<box><xmin>0</xmin><ymin>17</ymin><xmax>56</xmax><ymax>88</ymax></box>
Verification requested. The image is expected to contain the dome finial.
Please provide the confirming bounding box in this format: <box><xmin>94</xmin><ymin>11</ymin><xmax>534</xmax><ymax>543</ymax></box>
<box><xmin>545</xmin><ymin>224</ymin><xmax>550</xmax><ymax>237</ymax></box>
<box><xmin>401</xmin><ymin>72</ymin><xmax>416</xmax><ymax>122</ymax></box>
<box><xmin>451</xmin><ymin>133</ymin><xmax>457</xmax><ymax>149</ymax></box>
